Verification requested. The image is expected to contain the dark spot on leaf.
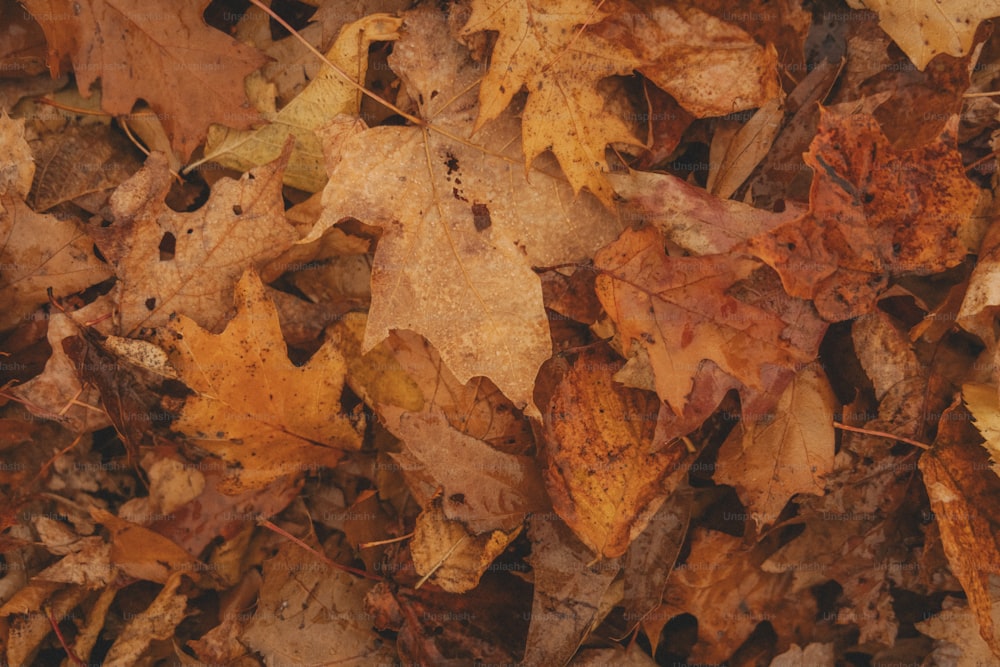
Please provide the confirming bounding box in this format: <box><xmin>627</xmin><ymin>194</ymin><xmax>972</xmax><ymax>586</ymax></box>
<box><xmin>158</xmin><ymin>232</ymin><xmax>176</xmax><ymax>261</ymax></box>
<box><xmin>449</xmin><ymin>493</ymin><xmax>466</xmax><ymax>504</ymax></box>
<box><xmin>145</xmin><ymin>297</ymin><xmax>156</xmax><ymax>311</ymax></box>
<box><xmin>186</xmin><ymin>228</ymin><xmax>193</xmax><ymax>234</ymax></box>
<box><xmin>863</xmin><ymin>192</ymin><xmax>874</xmax><ymax>204</ymax></box>
<box><xmin>786</xmin><ymin>242</ymin><xmax>796</xmax><ymax>251</ymax></box>
<box><xmin>233</xmin><ymin>204</ymin><xmax>243</xmax><ymax>215</ymax></box>
<box><xmin>472</xmin><ymin>202</ymin><xmax>491</xmax><ymax>231</ymax></box>
<box><xmin>453</xmin><ymin>187</ymin><xmax>468</xmax><ymax>202</ymax></box>
<box><xmin>445</xmin><ymin>152</ymin><xmax>459</xmax><ymax>175</ymax></box>
<box><xmin>892</xmin><ymin>243</ymin><xmax>901</xmax><ymax>254</ymax></box>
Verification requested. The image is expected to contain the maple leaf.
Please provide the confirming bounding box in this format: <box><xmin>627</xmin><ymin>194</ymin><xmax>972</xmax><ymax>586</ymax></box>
<box><xmin>747</xmin><ymin>107</ymin><xmax>977</xmax><ymax>322</ymax></box>
<box><xmin>92</xmin><ymin>144</ymin><xmax>299</xmax><ymax>335</ymax></box>
<box><xmin>22</xmin><ymin>0</ymin><xmax>268</xmax><ymax>159</ymax></box>
<box><xmin>850</xmin><ymin>0</ymin><xmax>1000</xmax><ymax>70</ymax></box>
<box><xmin>541</xmin><ymin>347</ymin><xmax>689</xmax><ymax>558</ymax></box>
<box><xmin>304</xmin><ymin>7</ymin><xmax>622</xmax><ymax>413</ymax></box>
<box><xmin>156</xmin><ymin>270</ymin><xmax>364</xmax><ymax>493</ymax></box>
<box><xmin>594</xmin><ymin>226</ymin><xmax>823</xmax><ymax>416</ymax></box>
<box><xmin>459</xmin><ymin>0</ymin><xmax>643</xmax><ymax>205</ymax></box>
<box><xmin>190</xmin><ymin>14</ymin><xmax>402</xmax><ymax>192</ymax></box>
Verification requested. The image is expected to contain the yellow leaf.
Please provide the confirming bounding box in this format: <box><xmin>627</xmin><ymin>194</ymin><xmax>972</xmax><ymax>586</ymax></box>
<box><xmin>190</xmin><ymin>14</ymin><xmax>402</xmax><ymax>192</ymax></box>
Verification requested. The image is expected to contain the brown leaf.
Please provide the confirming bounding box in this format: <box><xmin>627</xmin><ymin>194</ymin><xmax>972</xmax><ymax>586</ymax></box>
<box><xmin>102</xmin><ymin>572</ymin><xmax>189</xmax><ymax>666</ymax></box>
<box><xmin>306</xmin><ymin>7</ymin><xmax>622</xmax><ymax>413</ymax></box>
<box><xmin>392</xmin><ymin>410</ymin><xmax>547</xmax><ymax>534</ymax></box>
<box><xmin>594</xmin><ymin>226</ymin><xmax>821</xmax><ymax>416</ymax></box>
<box><xmin>541</xmin><ymin>346</ymin><xmax>687</xmax><ymax>558</ymax></box>
<box><xmin>716</xmin><ymin>363</ymin><xmax>838</xmax><ymax>529</ymax></box>
<box><xmin>89</xmin><ymin>508</ymin><xmax>203</xmax><ymax>584</ymax></box>
<box><xmin>0</xmin><ymin>192</ymin><xmax>111</xmax><ymax>331</ymax></box>
<box><xmin>920</xmin><ymin>399</ymin><xmax>1000</xmax><ymax>657</ymax></box>
<box><xmin>747</xmin><ymin>108</ymin><xmax>978</xmax><ymax>321</ymax></box>
<box><xmin>21</xmin><ymin>0</ymin><xmax>267</xmax><ymax>159</ymax></box>
<box><xmin>522</xmin><ymin>515</ymin><xmax>621</xmax><ymax>667</ymax></box>
<box><xmin>157</xmin><ymin>270</ymin><xmax>363</xmax><ymax>493</ymax></box>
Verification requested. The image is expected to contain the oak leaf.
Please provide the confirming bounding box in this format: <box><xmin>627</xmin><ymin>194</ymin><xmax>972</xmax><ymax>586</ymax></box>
<box><xmin>192</xmin><ymin>14</ymin><xmax>402</xmax><ymax>192</ymax></box>
<box><xmin>305</xmin><ymin>7</ymin><xmax>622</xmax><ymax>414</ymax></box>
<box><xmin>21</xmin><ymin>0</ymin><xmax>267</xmax><ymax>159</ymax></box>
<box><xmin>541</xmin><ymin>347</ymin><xmax>688</xmax><ymax>558</ymax></box>
<box><xmin>156</xmin><ymin>270</ymin><xmax>364</xmax><ymax>493</ymax></box>
<box><xmin>747</xmin><ymin>108</ymin><xmax>977</xmax><ymax>322</ymax></box>
<box><xmin>459</xmin><ymin>0</ymin><xmax>642</xmax><ymax>205</ymax></box>
<box><xmin>594</xmin><ymin>226</ymin><xmax>821</xmax><ymax>416</ymax></box>
<box><xmin>93</xmin><ymin>144</ymin><xmax>299</xmax><ymax>335</ymax></box>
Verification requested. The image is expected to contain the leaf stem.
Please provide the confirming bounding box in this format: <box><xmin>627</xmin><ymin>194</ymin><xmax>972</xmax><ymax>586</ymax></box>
<box><xmin>832</xmin><ymin>421</ymin><xmax>930</xmax><ymax>450</ymax></box>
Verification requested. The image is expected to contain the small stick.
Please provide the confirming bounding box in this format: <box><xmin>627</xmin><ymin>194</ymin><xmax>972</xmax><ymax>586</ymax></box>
<box><xmin>832</xmin><ymin>421</ymin><xmax>930</xmax><ymax>450</ymax></box>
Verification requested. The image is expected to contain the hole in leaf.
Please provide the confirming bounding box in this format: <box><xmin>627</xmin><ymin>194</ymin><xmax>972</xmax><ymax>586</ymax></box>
<box><xmin>145</xmin><ymin>297</ymin><xmax>156</xmax><ymax>311</ymax></box>
<box><xmin>158</xmin><ymin>232</ymin><xmax>176</xmax><ymax>261</ymax></box>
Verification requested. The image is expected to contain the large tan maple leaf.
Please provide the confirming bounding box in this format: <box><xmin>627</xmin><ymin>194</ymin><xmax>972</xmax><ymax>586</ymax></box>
<box><xmin>22</xmin><ymin>0</ymin><xmax>267</xmax><ymax>159</ymax></box>
<box><xmin>302</xmin><ymin>7</ymin><xmax>622</xmax><ymax>414</ymax></box>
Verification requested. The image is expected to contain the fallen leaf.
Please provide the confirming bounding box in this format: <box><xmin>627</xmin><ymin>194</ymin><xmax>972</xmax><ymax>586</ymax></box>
<box><xmin>915</xmin><ymin>596</ymin><xmax>1000</xmax><ymax>667</ymax></box>
<box><xmin>595</xmin><ymin>226</ymin><xmax>821</xmax><ymax>416</ymax></box>
<box><xmin>101</xmin><ymin>572</ymin><xmax>189</xmax><ymax>667</ymax></box>
<box><xmin>89</xmin><ymin>508</ymin><xmax>204</xmax><ymax>584</ymax></box>
<box><xmin>849</xmin><ymin>0</ymin><xmax>1000</xmax><ymax>70</ymax></box>
<box><xmin>409</xmin><ymin>502</ymin><xmax>517</xmax><ymax>593</ymax></box>
<box><xmin>963</xmin><ymin>382</ymin><xmax>1000</xmax><ymax>477</ymax></box>
<box><xmin>747</xmin><ymin>108</ymin><xmax>977</xmax><ymax>321</ymax></box>
<box><xmin>920</xmin><ymin>399</ymin><xmax>1000</xmax><ymax>657</ymax></box>
<box><xmin>541</xmin><ymin>347</ymin><xmax>687</xmax><ymax>558</ymax></box>
<box><xmin>240</xmin><ymin>539</ymin><xmax>396</xmax><ymax>665</ymax></box>
<box><xmin>306</xmin><ymin>7</ymin><xmax>622</xmax><ymax>413</ymax></box>
<box><xmin>716</xmin><ymin>363</ymin><xmax>838</xmax><ymax>529</ymax></box>
<box><xmin>157</xmin><ymin>269</ymin><xmax>364</xmax><ymax>493</ymax></box>
<box><xmin>522</xmin><ymin>514</ymin><xmax>621</xmax><ymax>667</ymax></box>
<box><xmin>193</xmin><ymin>14</ymin><xmax>402</xmax><ymax>192</ymax></box>
<box><xmin>0</xmin><ymin>193</ymin><xmax>111</xmax><ymax>332</ymax></box>
<box><xmin>93</xmin><ymin>143</ymin><xmax>299</xmax><ymax>335</ymax></box>
<box><xmin>459</xmin><ymin>0</ymin><xmax>642</xmax><ymax>204</ymax></box>
<box><xmin>707</xmin><ymin>94</ymin><xmax>785</xmax><ymax>199</ymax></box>
<box><xmin>21</xmin><ymin>0</ymin><xmax>268</xmax><ymax>158</ymax></box>
<box><xmin>0</xmin><ymin>112</ymin><xmax>33</xmax><ymax>197</ymax></box>
<box><xmin>392</xmin><ymin>410</ymin><xmax>547</xmax><ymax>534</ymax></box>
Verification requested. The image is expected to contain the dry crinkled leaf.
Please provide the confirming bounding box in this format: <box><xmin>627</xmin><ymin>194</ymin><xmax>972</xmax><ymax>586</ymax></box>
<box><xmin>959</xmin><ymin>215</ymin><xmax>1000</xmax><ymax>349</ymax></box>
<box><xmin>158</xmin><ymin>270</ymin><xmax>363</xmax><ymax>493</ymax></box>
<box><xmin>409</xmin><ymin>503</ymin><xmax>518</xmax><ymax>593</ymax></box>
<box><xmin>459</xmin><ymin>0</ymin><xmax>642</xmax><ymax>205</ymax></box>
<box><xmin>392</xmin><ymin>410</ymin><xmax>547</xmax><ymax>534</ymax></box>
<box><xmin>663</xmin><ymin>527</ymin><xmax>816</xmax><ymax>663</ymax></box>
<box><xmin>848</xmin><ymin>0</ymin><xmax>1000</xmax><ymax>70</ymax></box>
<box><xmin>94</xmin><ymin>144</ymin><xmax>299</xmax><ymax>335</ymax></box>
<box><xmin>0</xmin><ymin>192</ymin><xmax>112</xmax><ymax>331</ymax></box>
<box><xmin>920</xmin><ymin>402</ymin><xmax>1000</xmax><ymax>657</ymax></box>
<box><xmin>716</xmin><ymin>363</ymin><xmax>837</xmax><ymax>530</ymax></box>
<box><xmin>0</xmin><ymin>111</ymin><xmax>33</xmax><ymax>197</ymax></box>
<box><xmin>102</xmin><ymin>572</ymin><xmax>189</xmax><ymax>667</ymax></box>
<box><xmin>613</xmin><ymin>1</ymin><xmax>781</xmax><ymax>118</ymax></box>
<box><xmin>21</xmin><ymin>0</ymin><xmax>267</xmax><ymax>159</ymax></box>
<box><xmin>595</xmin><ymin>226</ymin><xmax>820</xmax><ymax>416</ymax></box>
<box><xmin>542</xmin><ymin>347</ymin><xmax>687</xmax><ymax>558</ymax></box>
<box><xmin>306</xmin><ymin>7</ymin><xmax>621</xmax><ymax>414</ymax></box>
<box><xmin>193</xmin><ymin>14</ymin><xmax>401</xmax><ymax>192</ymax></box>
<box><xmin>747</xmin><ymin>108</ymin><xmax>977</xmax><ymax>322</ymax></box>
<box><xmin>707</xmin><ymin>94</ymin><xmax>785</xmax><ymax>199</ymax></box>
<box><xmin>90</xmin><ymin>508</ymin><xmax>203</xmax><ymax>584</ymax></box>
<box><xmin>963</xmin><ymin>382</ymin><xmax>1000</xmax><ymax>477</ymax></box>
<box><xmin>522</xmin><ymin>515</ymin><xmax>621</xmax><ymax>667</ymax></box>
<box><xmin>241</xmin><ymin>539</ymin><xmax>395</xmax><ymax>665</ymax></box>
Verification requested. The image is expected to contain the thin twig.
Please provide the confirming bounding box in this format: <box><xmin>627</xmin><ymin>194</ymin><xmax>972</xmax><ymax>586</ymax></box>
<box><xmin>832</xmin><ymin>421</ymin><xmax>930</xmax><ymax>450</ymax></box>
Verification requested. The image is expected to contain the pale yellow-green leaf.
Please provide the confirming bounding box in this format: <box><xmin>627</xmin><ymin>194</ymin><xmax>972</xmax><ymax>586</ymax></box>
<box><xmin>190</xmin><ymin>14</ymin><xmax>402</xmax><ymax>192</ymax></box>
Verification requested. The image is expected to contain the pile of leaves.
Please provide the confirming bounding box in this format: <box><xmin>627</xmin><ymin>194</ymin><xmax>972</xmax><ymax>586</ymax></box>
<box><xmin>1</xmin><ymin>0</ymin><xmax>1000</xmax><ymax>664</ymax></box>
